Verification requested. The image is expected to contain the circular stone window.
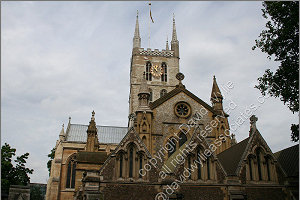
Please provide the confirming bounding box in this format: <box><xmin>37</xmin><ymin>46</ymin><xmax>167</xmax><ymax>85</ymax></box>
<box><xmin>174</xmin><ymin>102</ymin><xmax>191</xmax><ymax>118</ymax></box>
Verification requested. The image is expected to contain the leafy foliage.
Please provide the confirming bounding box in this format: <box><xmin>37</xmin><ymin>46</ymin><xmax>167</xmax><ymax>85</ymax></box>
<box><xmin>47</xmin><ymin>147</ymin><xmax>55</xmax><ymax>176</ymax></box>
<box><xmin>252</xmin><ymin>1</ymin><xmax>299</xmax><ymax>141</ymax></box>
<box><xmin>1</xmin><ymin>143</ymin><xmax>34</xmax><ymax>193</ymax></box>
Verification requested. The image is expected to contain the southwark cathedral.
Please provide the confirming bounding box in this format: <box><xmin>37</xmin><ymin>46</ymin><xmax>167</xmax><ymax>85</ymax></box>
<box><xmin>46</xmin><ymin>13</ymin><xmax>298</xmax><ymax>200</ymax></box>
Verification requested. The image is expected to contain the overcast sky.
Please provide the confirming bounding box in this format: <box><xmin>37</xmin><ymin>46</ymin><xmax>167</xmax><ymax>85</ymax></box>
<box><xmin>2</xmin><ymin>1</ymin><xmax>298</xmax><ymax>184</ymax></box>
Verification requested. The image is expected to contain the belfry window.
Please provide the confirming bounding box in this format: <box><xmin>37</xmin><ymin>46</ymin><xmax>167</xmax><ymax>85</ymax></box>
<box><xmin>146</xmin><ymin>62</ymin><xmax>152</xmax><ymax>81</ymax></box>
<box><xmin>66</xmin><ymin>155</ymin><xmax>77</xmax><ymax>189</ymax></box>
<box><xmin>160</xmin><ymin>89</ymin><xmax>167</xmax><ymax>98</ymax></box>
<box><xmin>161</xmin><ymin>62</ymin><xmax>167</xmax><ymax>82</ymax></box>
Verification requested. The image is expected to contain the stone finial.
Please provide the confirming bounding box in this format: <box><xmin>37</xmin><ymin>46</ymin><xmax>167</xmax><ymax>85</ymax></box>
<box><xmin>91</xmin><ymin>110</ymin><xmax>95</xmax><ymax>121</ymax></box>
<box><xmin>249</xmin><ymin>115</ymin><xmax>258</xmax><ymax>136</ymax></box>
<box><xmin>175</xmin><ymin>72</ymin><xmax>185</xmax><ymax>89</ymax></box>
<box><xmin>176</xmin><ymin>72</ymin><xmax>184</xmax><ymax>83</ymax></box>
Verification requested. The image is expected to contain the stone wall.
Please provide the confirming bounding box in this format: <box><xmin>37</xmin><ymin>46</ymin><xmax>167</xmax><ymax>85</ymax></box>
<box><xmin>8</xmin><ymin>185</ymin><xmax>30</xmax><ymax>200</ymax></box>
<box><xmin>103</xmin><ymin>184</ymin><xmax>158</xmax><ymax>200</ymax></box>
<box><xmin>244</xmin><ymin>187</ymin><xmax>286</xmax><ymax>200</ymax></box>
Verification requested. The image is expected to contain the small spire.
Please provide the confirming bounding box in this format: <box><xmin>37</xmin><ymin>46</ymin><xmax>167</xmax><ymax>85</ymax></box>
<box><xmin>133</xmin><ymin>10</ymin><xmax>141</xmax><ymax>49</ymax></box>
<box><xmin>166</xmin><ymin>35</ymin><xmax>169</xmax><ymax>51</ymax></box>
<box><xmin>211</xmin><ymin>75</ymin><xmax>223</xmax><ymax>99</ymax></box>
<box><xmin>87</xmin><ymin>110</ymin><xmax>97</xmax><ymax>133</ymax></box>
<box><xmin>172</xmin><ymin>13</ymin><xmax>178</xmax><ymax>43</ymax></box>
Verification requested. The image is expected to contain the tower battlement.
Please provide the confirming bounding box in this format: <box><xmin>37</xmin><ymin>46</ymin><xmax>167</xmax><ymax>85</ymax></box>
<box><xmin>136</xmin><ymin>48</ymin><xmax>174</xmax><ymax>57</ymax></box>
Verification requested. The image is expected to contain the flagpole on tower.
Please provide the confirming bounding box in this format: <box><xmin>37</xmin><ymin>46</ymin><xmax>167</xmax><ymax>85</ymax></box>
<box><xmin>148</xmin><ymin>2</ymin><xmax>151</xmax><ymax>48</ymax></box>
<box><xmin>148</xmin><ymin>2</ymin><xmax>154</xmax><ymax>48</ymax></box>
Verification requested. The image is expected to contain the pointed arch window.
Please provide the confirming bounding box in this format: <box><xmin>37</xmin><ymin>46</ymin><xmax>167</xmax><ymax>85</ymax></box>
<box><xmin>179</xmin><ymin>132</ymin><xmax>187</xmax><ymax>148</ymax></box>
<box><xmin>160</xmin><ymin>89</ymin><xmax>167</xmax><ymax>98</ymax></box>
<box><xmin>161</xmin><ymin>62</ymin><xmax>167</xmax><ymax>82</ymax></box>
<box><xmin>66</xmin><ymin>156</ymin><xmax>77</xmax><ymax>189</ymax></box>
<box><xmin>129</xmin><ymin>148</ymin><xmax>134</xmax><ymax>178</ymax></box>
<box><xmin>146</xmin><ymin>62</ymin><xmax>152</xmax><ymax>81</ymax></box>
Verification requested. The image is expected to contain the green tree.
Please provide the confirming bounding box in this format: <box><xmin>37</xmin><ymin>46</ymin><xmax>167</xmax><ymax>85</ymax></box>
<box><xmin>1</xmin><ymin>143</ymin><xmax>34</xmax><ymax>193</ymax></box>
<box><xmin>252</xmin><ymin>1</ymin><xmax>299</xmax><ymax>141</ymax></box>
<box><xmin>47</xmin><ymin>147</ymin><xmax>55</xmax><ymax>176</ymax></box>
<box><xmin>30</xmin><ymin>185</ymin><xmax>45</xmax><ymax>200</ymax></box>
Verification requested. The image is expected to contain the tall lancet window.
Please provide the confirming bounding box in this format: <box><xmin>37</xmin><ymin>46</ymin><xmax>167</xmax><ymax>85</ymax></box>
<box><xmin>66</xmin><ymin>155</ymin><xmax>77</xmax><ymax>189</ymax></box>
<box><xmin>256</xmin><ymin>149</ymin><xmax>262</xmax><ymax>181</ymax></box>
<box><xmin>129</xmin><ymin>148</ymin><xmax>134</xmax><ymax>178</ymax></box>
<box><xmin>119</xmin><ymin>153</ymin><xmax>123</xmax><ymax>178</ymax></box>
<box><xmin>139</xmin><ymin>155</ymin><xmax>143</xmax><ymax>178</ymax></box>
<box><xmin>146</xmin><ymin>62</ymin><xmax>152</xmax><ymax>81</ymax></box>
<box><xmin>161</xmin><ymin>62</ymin><xmax>167</xmax><ymax>82</ymax></box>
<box><xmin>207</xmin><ymin>157</ymin><xmax>210</xmax><ymax>180</ymax></box>
<box><xmin>266</xmin><ymin>156</ymin><xmax>271</xmax><ymax>181</ymax></box>
<box><xmin>197</xmin><ymin>149</ymin><xmax>202</xmax><ymax>180</ymax></box>
<box><xmin>249</xmin><ymin>157</ymin><xmax>253</xmax><ymax>180</ymax></box>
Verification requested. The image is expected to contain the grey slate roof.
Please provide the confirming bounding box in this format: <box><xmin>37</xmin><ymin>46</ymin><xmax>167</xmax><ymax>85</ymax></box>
<box><xmin>274</xmin><ymin>144</ymin><xmax>299</xmax><ymax>177</ymax></box>
<box><xmin>66</xmin><ymin>124</ymin><xmax>128</xmax><ymax>144</ymax></box>
<box><xmin>217</xmin><ymin>137</ymin><xmax>250</xmax><ymax>175</ymax></box>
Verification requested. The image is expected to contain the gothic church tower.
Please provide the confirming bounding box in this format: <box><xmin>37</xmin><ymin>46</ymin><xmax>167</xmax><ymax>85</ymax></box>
<box><xmin>129</xmin><ymin>12</ymin><xmax>180</xmax><ymax>114</ymax></box>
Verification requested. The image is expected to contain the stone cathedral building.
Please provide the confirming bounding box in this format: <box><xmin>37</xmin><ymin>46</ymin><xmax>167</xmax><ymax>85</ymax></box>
<box><xmin>46</xmin><ymin>13</ymin><xmax>298</xmax><ymax>200</ymax></box>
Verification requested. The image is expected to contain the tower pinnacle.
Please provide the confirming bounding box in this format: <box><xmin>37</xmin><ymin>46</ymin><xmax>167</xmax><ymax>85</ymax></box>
<box><xmin>172</xmin><ymin>13</ymin><xmax>178</xmax><ymax>43</ymax></box>
<box><xmin>171</xmin><ymin>13</ymin><xmax>179</xmax><ymax>57</ymax></box>
<box><xmin>133</xmin><ymin>10</ymin><xmax>141</xmax><ymax>49</ymax></box>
